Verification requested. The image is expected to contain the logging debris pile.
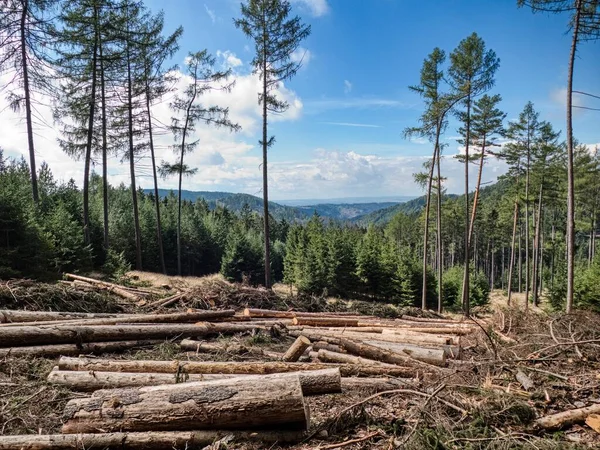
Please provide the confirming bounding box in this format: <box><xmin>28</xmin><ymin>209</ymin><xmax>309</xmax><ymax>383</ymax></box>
<box><xmin>0</xmin><ymin>276</ymin><xmax>600</xmax><ymax>449</ymax></box>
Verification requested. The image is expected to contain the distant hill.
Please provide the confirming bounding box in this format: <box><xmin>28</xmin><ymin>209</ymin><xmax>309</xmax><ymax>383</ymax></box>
<box><xmin>147</xmin><ymin>189</ymin><xmax>308</xmax><ymax>222</ymax></box>
<box><xmin>351</xmin><ymin>196</ymin><xmax>428</xmax><ymax>225</ymax></box>
<box><xmin>297</xmin><ymin>202</ymin><xmax>400</xmax><ymax>220</ymax></box>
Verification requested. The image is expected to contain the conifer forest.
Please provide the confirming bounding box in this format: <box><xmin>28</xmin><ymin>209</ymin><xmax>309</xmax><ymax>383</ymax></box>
<box><xmin>0</xmin><ymin>1</ymin><xmax>599</xmax><ymax>449</ymax></box>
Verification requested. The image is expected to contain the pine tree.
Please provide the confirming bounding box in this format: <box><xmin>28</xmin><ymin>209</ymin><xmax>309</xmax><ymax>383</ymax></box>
<box><xmin>138</xmin><ymin>11</ymin><xmax>182</xmax><ymax>274</ymax></box>
<box><xmin>165</xmin><ymin>50</ymin><xmax>239</xmax><ymax>276</ymax></box>
<box><xmin>234</xmin><ymin>0</ymin><xmax>310</xmax><ymax>288</ymax></box>
<box><xmin>467</xmin><ymin>94</ymin><xmax>506</xmax><ymax>244</ymax></box>
<box><xmin>503</xmin><ymin>102</ymin><xmax>540</xmax><ymax>309</ymax></box>
<box><xmin>0</xmin><ymin>0</ymin><xmax>57</xmax><ymax>203</ymax></box>
<box><xmin>448</xmin><ymin>32</ymin><xmax>500</xmax><ymax>316</ymax></box>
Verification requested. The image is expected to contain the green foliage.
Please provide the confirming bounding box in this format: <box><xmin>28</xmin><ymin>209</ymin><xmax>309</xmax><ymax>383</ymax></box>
<box><xmin>102</xmin><ymin>249</ymin><xmax>131</xmax><ymax>282</ymax></box>
<box><xmin>220</xmin><ymin>231</ymin><xmax>264</xmax><ymax>285</ymax></box>
<box><xmin>443</xmin><ymin>265</ymin><xmax>490</xmax><ymax>309</ymax></box>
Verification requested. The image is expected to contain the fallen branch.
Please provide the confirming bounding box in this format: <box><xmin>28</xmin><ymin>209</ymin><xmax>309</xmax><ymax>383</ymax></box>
<box><xmin>536</xmin><ymin>403</ymin><xmax>600</xmax><ymax>430</ymax></box>
<box><xmin>319</xmin><ymin>430</ymin><xmax>382</xmax><ymax>449</ymax></box>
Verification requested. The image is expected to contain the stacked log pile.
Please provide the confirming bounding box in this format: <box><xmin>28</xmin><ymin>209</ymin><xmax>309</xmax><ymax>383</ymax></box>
<box><xmin>0</xmin><ymin>279</ymin><xmax>482</xmax><ymax>448</ymax></box>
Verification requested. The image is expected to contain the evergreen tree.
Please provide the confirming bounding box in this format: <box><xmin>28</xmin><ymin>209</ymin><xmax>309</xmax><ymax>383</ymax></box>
<box><xmin>449</xmin><ymin>32</ymin><xmax>500</xmax><ymax>316</ymax></box>
<box><xmin>0</xmin><ymin>0</ymin><xmax>57</xmax><ymax>203</ymax></box>
<box><xmin>234</xmin><ymin>0</ymin><xmax>310</xmax><ymax>288</ymax></box>
<box><xmin>164</xmin><ymin>50</ymin><xmax>239</xmax><ymax>276</ymax></box>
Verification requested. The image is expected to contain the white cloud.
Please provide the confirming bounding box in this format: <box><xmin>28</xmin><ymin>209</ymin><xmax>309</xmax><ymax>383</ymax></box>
<box><xmin>216</xmin><ymin>50</ymin><xmax>242</xmax><ymax>68</ymax></box>
<box><xmin>204</xmin><ymin>4</ymin><xmax>216</xmax><ymax>23</ymax></box>
<box><xmin>306</xmin><ymin>97</ymin><xmax>409</xmax><ymax>114</ymax></box>
<box><xmin>0</xmin><ymin>54</ymin><xmax>303</xmax><ymax>195</ymax></box>
<box><xmin>344</xmin><ymin>80</ymin><xmax>352</xmax><ymax>94</ymax></box>
<box><xmin>290</xmin><ymin>47</ymin><xmax>312</xmax><ymax>68</ymax></box>
<box><xmin>268</xmin><ymin>149</ymin><xmax>508</xmax><ymax>200</ymax></box>
<box><xmin>290</xmin><ymin>0</ymin><xmax>330</xmax><ymax>17</ymax></box>
<box><xmin>322</xmin><ymin>122</ymin><xmax>381</xmax><ymax>128</ymax></box>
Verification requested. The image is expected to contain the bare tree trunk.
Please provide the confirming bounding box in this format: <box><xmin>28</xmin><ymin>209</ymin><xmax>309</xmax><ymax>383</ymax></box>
<box><xmin>566</xmin><ymin>0</ymin><xmax>582</xmax><ymax>314</ymax></box>
<box><xmin>518</xmin><ymin>219</ymin><xmax>522</xmax><ymax>293</ymax></box>
<box><xmin>461</xmin><ymin>96</ymin><xmax>472</xmax><ymax>316</ymax></box>
<box><xmin>436</xmin><ymin>142</ymin><xmax>443</xmax><ymax>313</ymax></box>
<box><xmin>126</xmin><ymin>32</ymin><xmax>142</xmax><ymax>270</ymax></box>
<box><xmin>145</xmin><ymin>83</ymin><xmax>166</xmax><ymax>275</ymax></box>
<box><xmin>532</xmin><ymin>184</ymin><xmax>543</xmax><ymax>307</ymax></box>
<box><xmin>507</xmin><ymin>199</ymin><xmax>519</xmax><ymax>305</ymax></box>
<box><xmin>19</xmin><ymin>0</ymin><xmax>39</xmax><ymax>203</ymax></box>
<box><xmin>262</xmin><ymin>29</ymin><xmax>271</xmax><ymax>289</ymax></box>
<box><xmin>99</xmin><ymin>38</ymin><xmax>109</xmax><ymax>251</ymax></box>
<box><xmin>421</xmin><ymin>141</ymin><xmax>438</xmax><ymax>310</ymax></box>
<box><xmin>82</xmin><ymin>4</ymin><xmax>99</xmax><ymax>246</ymax></box>
<box><xmin>525</xmin><ymin>145</ymin><xmax>530</xmax><ymax>312</ymax></box>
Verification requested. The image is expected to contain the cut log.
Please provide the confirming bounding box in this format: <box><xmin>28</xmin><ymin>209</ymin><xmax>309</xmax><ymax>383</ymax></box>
<box><xmin>381</xmin><ymin>329</ymin><xmax>459</xmax><ymax>346</ymax></box>
<box><xmin>0</xmin><ymin>310</ymin><xmax>236</xmax><ymax>328</ymax></box>
<box><xmin>179</xmin><ymin>339</ymin><xmax>250</xmax><ymax>354</ymax></box>
<box><xmin>362</xmin><ymin>340</ymin><xmax>446</xmax><ymax>366</ymax></box>
<box><xmin>243</xmin><ymin>308</ymin><xmax>367</xmax><ymax>319</ymax></box>
<box><xmin>312</xmin><ymin>341</ymin><xmax>345</xmax><ymax>353</ymax></box>
<box><xmin>48</xmin><ymin>368</ymin><xmax>341</xmax><ymax>396</ymax></box>
<box><xmin>0</xmin><ymin>430</ymin><xmax>306</xmax><ymax>450</ymax></box>
<box><xmin>341</xmin><ymin>377</ymin><xmax>413</xmax><ymax>392</ymax></box>
<box><xmin>292</xmin><ymin>329</ymin><xmax>455</xmax><ymax>347</ymax></box>
<box><xmin>390</xmin><ymin>326</ymin><xmax>472</xmax><ymax>336</ymax></box>
<box><xmin>0</xmin><ymin>310</ymin><xmax>130</xmax><ymax>324</ymax></box>
<box><xmin>536</xmin><ymin>403</ymin><xmax>600</xmax><ymax>430</ymax></box>
<box><xmin>291</xmin><ymin>317</ymin><xmax>359</xmax><ymax>327</ymax></box>
<box><xmin>282</xmin><ymin>336</ymin><xmax>311</xmax><ymax>362</ymax></box>
<box><xmin>57</xmin><ymin>356</ymin><xmax>413</xmax><ymax>378</ymax></box>
<box><xmin>64</xmin><ymin>274</ymin><xmax>140</xmax><ymax>301</ymax></box>
<box><xmin>338</xmin><ymin>338</ymin><xmax>442</xmax><ymax>368</ymax></box>
<box><xmin>0</xmin><ymin>340</ymin><xmax>163</xmax><ymax>358</ymax></box>
<box><xmin>0</xmin><ymin>322</ymin><xmax>271</xmax><ymax>347</ymax></box>
<box><xmin>62</xmin><ymin>375</ymin><xmax>309</xmax><ymax>433</ymax></box>
<box><xmin>399</xmin><ymin>315</ymin><xmax>456</xmax><ymax>324</ymax></box>
<box><xmin>316</xmin><ymin>349</ymin><xmax>417</xmax><ymax>377</ymax></box>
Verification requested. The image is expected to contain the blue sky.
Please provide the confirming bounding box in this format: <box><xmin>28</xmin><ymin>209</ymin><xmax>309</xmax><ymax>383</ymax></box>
<box><xmin>2</xmin><ymin>0</ymin><xmax>599</xmax><ymax>201</ymax></box>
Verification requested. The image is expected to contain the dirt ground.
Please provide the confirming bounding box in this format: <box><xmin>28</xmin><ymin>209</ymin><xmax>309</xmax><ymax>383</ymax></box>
<box><xmin>1</xmin><ymin>276</ymin><xmax>600</xmax><ymax>449</ymax></box>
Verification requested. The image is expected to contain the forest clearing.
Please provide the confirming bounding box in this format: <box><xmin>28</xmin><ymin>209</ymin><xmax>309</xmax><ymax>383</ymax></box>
<box><xmin>1</xmin><ymin>0</ymin><xmax>600</xmax><ymax>448</ymax></box>
<box><xmin>0</xmin><ymin>273</ymin><xmax>599</xmax><ymax>449</ymax></box>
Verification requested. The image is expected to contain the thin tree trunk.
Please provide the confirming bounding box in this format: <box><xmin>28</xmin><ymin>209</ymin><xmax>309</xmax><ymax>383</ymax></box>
<box><xmin>461</xmin><ymin>96</ymin><xmax>472</xmax><ymax>316</ymax></box>
<box><xmin>436</xmin><ymin>139</ymin><xmax>443</xmax><ymax>313</ymax></box>
<box><xmin>468</xmin><ymin>137</ymin><xmax>487</xmax><ymax>244</ymax></box>
<box><xmin>540</xmin><ymin>214</ymin><xmax>545</xmax><ymax>295</ymax></box>
<box><xmin>507</xmin><ymin>199</ymin><xmax>519</xmax><ymax>306</ymax></box>
<box><xmin>145</xmin><ymin>84</ymin><xmax>166</xmax><ymax>275</ymax></box>
<box><xmin>176</xmin><ymin>69</ymin><xmax>198</xmax><ymax>277</ymax></box>
<box><xmin>501</xmin><ymin>246</ymin><xmax>505</xmax><ymax>291</ymax></box>
<box><xmin>19</xmin><ymin>0</ymin><xmax>39</xmax><ymax>203</ymax></box>
<box><xmin>99</xmin><ymin>38</ymin><xmax>109</xmax><ymax>251</ymax></box>
<box><xmin>262</xmin><ymin>24</ymin><xmax>271</xmax><ymax>289</ymax></box>
<box><xmin>126</xmin><ymin>28</ymin><xmax>142</xmax><ymax>270</ymax></box>
<box><xmin>525</xmin><ymin>141</ymin><xmax>530</xmax><ymax>312</ymax></box>
<box><xmin>518</xmin><ymin>219</ymin><xmax>522</xmax><ymax>292</ymax></box>
<box><xmin>532</xmin><ymin>184</ymin><xmax>543</xmax><ymax>307</ymax></box>
<box><xmin>82</xmin><ymin>3</ymin><xmax>99</xmax><ymax>246</ymax></box>
<box><xmin>566</xmin><ymin>0</ymin><xmax>582</xmax><ymax>314</ymax></box>
<box><xmin>421</xmin><ymin>136</ymin><xmax>440</xmax><ymax>310</ymax></box>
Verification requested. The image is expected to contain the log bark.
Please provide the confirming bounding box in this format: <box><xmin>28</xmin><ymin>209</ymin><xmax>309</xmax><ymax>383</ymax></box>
<box><xmin>0</xmin><ymin>311</ymin><xmax>236</xmax><ymax>328</ymax></box>
<box><xmin>399</xmin><ymin>315</ymin><xmax>454</xmax><ymax>324</ymax></box>
<box><xmin>62</xmin><ymin>376</ymin><xmax>309</xmax><ymax>433</ymax></box>
<box><xmin>312</xmin><ymin>341</ymin><xmax>345</xmax><ymax>353</ymax></box>
<box><xmin>291</xmin><ymin>317</ymin><xmax>359</xmax><ymax>327</ymax></box>
<box><xmin>316</xmin><ymin>349</ymin><xmax>417</xmax><ymax>377</ymax></box>
<box><xmin>243</xmin><ymin>308</ymin><xmax>366</xmax><ymax>319</ymax></box>
<box><xmin>179</xmin><ymin>340</ymin><xmax>283</xmax><ymax>359</ymax></box>
<box><xmin>282</xmin><ymin>336</ymin><xmax>311</xmax><ymax>362</ymax></box>
<box><xmin>341</xmin><ymin>377</ymin><xmax>412</xmax><ymax>392</ymax></box>
<box><xmin>338</xmin><ymin>338</ymin><xmax>442</xmax><ymax>368</ymax></box>
<box><xmin>48</xmin><ymin>368</ymin><xmax>341</xmax><ymax>396</ymax></box>
<box><xmin>0</xmin><ymin>341</ymin><xmax>162</xmax><ymax>358</ymax></box>
<box><xmin>362</xmin><ymin>340</ymin><xmax>446</xmax><ymax>366</ymax></box>
<box><xmin>57</xmin><ymin>356</ymin><xmax>413</xmax><ymax>378</ymax></box>
<box><xmin>0</xmin><ymin>430</ymin><xmax>306</xmax><ymax>450</ymax></box>
<box><xmin>292</xmin><ymin>329</ymin><xmax>455</xmax><ymax>347</ymax></box>
<box><xmin>536</xmin><ymin>403</ymin><xmax>600</xmax><ymax>430</ymax></box>
<box><xmin>0</xmin><ymin>310</ymin><xmax>130</xmax><ymax>324</ymax></box>
<box><xmin>389</xmin><ymin>326</ymin><xmax>472</xmax><ymax>336</ymax></box>
<box><xmin>0</xmin><ymin>322</ymin><xmax>270</xmax><ymax>347</ymax></box>
<box><xmin>64</xmin><ymin>274</ymin><xmax>140</xmax><ymax>301</ymax></box>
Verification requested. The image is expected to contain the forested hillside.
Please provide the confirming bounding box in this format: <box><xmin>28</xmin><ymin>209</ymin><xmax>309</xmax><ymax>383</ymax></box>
<box><xmin>0</xmin><ymin>0</ymin><xmax>598</xmax><ymax>317</ymax></box>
